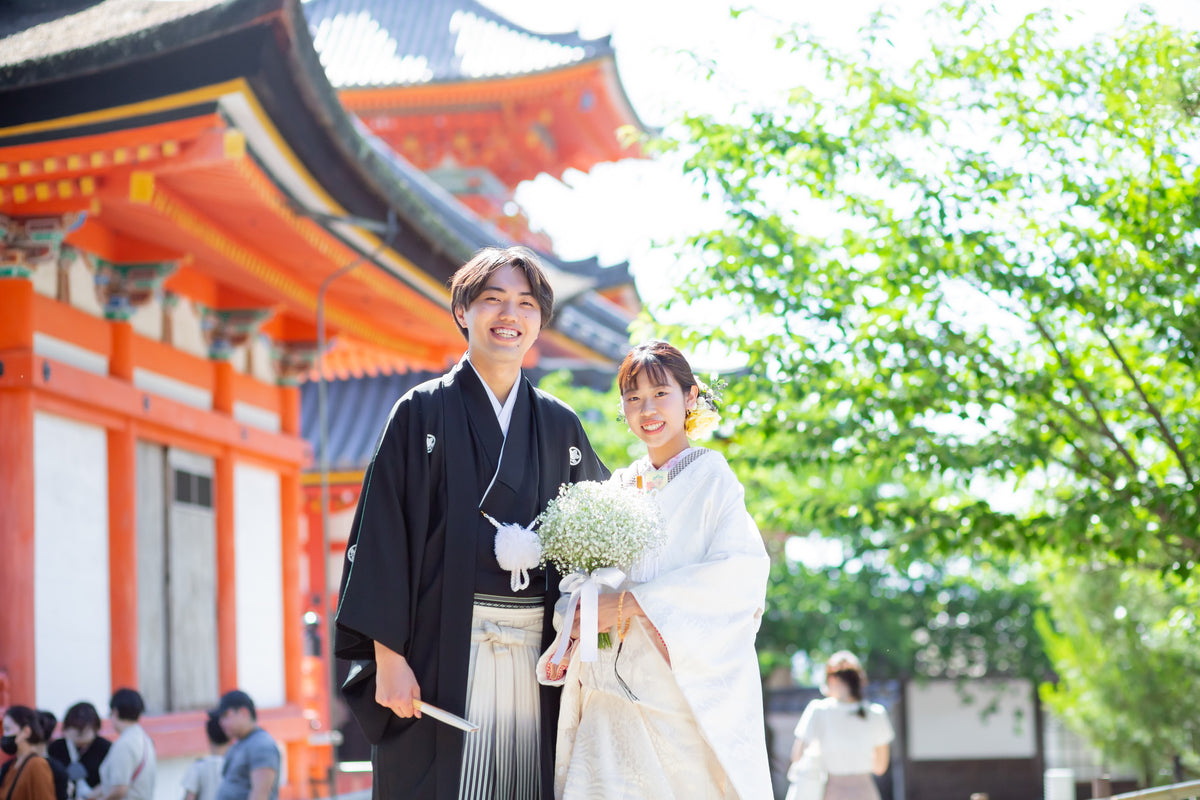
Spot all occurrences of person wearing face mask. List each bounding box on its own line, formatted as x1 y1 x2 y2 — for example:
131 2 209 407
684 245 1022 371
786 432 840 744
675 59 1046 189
1 705 56 800
537 339 773 800
47 704 110 800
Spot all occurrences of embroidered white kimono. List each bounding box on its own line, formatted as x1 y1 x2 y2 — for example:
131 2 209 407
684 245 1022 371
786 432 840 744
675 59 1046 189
539 449 772 799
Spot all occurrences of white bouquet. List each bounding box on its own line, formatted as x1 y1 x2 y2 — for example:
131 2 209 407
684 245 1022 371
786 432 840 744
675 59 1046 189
536 480 663 661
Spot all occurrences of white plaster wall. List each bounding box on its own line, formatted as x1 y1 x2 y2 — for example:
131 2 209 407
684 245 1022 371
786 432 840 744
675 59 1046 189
68 255 103 317
230 347 250 374
34 412 111 714
170 298 207 358
233 463 286 707
233 401 281 433
906 678 1037 760
130 297 163 341
249 335 277 384
34 332 109 375
133 368 213 410
31 258 57 296
325 505 357 598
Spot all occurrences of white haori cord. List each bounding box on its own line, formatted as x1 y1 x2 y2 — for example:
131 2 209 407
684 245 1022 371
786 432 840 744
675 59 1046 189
484 511 541 591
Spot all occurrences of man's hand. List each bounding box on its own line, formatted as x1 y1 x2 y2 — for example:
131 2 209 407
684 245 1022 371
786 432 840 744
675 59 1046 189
374 640 422 718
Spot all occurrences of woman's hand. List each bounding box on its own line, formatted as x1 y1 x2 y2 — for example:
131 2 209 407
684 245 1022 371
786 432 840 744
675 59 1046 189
374 641 422 718
571 591 644 638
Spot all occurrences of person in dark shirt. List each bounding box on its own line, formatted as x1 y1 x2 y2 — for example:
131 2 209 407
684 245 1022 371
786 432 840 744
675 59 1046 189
46 703 111 798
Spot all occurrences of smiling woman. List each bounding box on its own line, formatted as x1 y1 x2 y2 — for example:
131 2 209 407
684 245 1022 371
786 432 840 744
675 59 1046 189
538 339 773 800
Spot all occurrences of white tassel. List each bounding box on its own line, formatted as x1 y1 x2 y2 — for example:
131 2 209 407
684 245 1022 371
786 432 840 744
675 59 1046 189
493 523 542 591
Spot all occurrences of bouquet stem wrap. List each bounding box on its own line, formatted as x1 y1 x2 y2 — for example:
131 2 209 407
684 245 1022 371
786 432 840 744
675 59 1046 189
553 567 625 663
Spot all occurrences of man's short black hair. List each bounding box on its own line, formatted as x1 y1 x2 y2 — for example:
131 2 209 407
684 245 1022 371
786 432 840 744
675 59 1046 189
62 702 102 732
109 688 145 722
213 689 256 720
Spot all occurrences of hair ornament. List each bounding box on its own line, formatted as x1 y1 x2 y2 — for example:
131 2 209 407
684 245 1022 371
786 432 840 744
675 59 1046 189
685 376 726 439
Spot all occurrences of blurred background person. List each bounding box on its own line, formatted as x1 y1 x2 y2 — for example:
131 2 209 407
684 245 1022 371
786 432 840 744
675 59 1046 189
181 712 229 800
1 705 56 800
33 711 67 800
92 690 155 800
212 690 279 800
48 703 111 800
789 651 895 800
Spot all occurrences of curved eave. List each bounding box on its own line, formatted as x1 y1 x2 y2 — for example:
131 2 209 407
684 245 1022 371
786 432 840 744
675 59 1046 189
0 0 632 364
339 54 651 138
0 0 470 300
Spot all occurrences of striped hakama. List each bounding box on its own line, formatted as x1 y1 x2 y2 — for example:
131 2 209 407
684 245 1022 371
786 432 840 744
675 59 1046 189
458 597 543 800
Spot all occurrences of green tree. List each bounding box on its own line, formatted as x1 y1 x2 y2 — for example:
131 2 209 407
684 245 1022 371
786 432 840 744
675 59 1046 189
1037 564 1200 784
663 2 1200 572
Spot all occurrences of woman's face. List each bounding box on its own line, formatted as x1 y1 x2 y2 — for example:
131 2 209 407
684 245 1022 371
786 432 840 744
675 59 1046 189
621 369 698 464
2 716 29 751
65 726 95 749
825 672 850 699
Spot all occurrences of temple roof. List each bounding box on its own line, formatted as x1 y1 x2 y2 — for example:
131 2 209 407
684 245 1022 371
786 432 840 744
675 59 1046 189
0 0 633 370
304 0 616 89
0 0 224 66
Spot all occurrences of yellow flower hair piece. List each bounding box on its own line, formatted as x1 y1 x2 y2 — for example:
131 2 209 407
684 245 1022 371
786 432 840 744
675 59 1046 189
685 377 725 439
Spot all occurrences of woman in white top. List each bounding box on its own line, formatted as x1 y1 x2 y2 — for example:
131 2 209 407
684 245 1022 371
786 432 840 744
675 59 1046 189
791 651 895 800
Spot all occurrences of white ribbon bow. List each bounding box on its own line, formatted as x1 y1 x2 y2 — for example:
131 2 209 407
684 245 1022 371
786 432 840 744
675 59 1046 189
552 567 626 664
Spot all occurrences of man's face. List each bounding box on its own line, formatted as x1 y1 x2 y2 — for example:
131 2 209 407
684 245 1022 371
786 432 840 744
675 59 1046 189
64 726 95 749
454 265 542 368
219 707 250 739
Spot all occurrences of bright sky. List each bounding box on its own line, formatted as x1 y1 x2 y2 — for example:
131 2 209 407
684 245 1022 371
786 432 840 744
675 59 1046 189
484 0 1200 316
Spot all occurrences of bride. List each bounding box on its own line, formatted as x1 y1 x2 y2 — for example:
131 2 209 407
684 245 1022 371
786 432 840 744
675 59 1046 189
538 339 772 799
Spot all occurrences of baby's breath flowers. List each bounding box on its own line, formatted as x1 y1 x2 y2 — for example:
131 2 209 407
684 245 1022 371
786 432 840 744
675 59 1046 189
536 480 663 650
537 481 663 574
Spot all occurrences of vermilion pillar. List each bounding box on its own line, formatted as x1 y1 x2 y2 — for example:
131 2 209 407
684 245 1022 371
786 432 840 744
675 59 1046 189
281 468 302 702
280 385 304 704
0 277 37 703
214 362 238 690
108 321 139 690
107 424 138 689
280 466 308 795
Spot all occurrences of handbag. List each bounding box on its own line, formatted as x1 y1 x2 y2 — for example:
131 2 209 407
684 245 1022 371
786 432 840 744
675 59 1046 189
785 745 828 800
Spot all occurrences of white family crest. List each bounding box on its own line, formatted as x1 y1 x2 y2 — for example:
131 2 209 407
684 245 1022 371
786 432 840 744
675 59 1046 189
346 544 357 563
426 434 436 453
569 446 582 466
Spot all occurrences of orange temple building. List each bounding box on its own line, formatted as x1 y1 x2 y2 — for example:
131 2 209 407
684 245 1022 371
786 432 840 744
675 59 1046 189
0 0 645 796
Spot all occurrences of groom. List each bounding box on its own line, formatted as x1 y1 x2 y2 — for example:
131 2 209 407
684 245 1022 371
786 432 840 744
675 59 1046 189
335 246 609 800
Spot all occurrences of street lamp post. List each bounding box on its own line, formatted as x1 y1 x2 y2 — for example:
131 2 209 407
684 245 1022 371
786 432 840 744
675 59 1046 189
313 209 397 800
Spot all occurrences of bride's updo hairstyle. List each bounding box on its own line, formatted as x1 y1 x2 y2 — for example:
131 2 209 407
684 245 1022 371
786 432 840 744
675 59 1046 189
617 340 698 398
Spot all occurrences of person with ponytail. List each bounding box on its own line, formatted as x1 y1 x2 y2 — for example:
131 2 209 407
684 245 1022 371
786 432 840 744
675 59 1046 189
789 651 895 800
1 705 56 800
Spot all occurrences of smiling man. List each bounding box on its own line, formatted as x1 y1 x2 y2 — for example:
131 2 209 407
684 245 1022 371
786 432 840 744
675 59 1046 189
335 246 609 800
